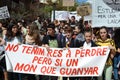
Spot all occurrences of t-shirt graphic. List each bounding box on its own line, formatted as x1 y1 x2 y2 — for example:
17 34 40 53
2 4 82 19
49 39 58 48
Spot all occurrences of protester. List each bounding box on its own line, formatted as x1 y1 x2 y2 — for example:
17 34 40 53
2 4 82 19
0 13 119 80
73 25 85 43
62 26 80 80
59 21 66 29
17 21 27 36
81 29 97 48
0 36 6 80
69 16 77 27
113 28 120 80
79 29 98 80
96 26 116 80
22 22 42 80
54 20 60 34
0 21 8 80
42 23 61 80
34 16 42 30
4 23 23 80
24 22 42 46
92 28 100 42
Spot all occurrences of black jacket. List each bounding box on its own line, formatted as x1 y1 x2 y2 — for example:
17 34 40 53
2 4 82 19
80 40 98 47
62 37 80 48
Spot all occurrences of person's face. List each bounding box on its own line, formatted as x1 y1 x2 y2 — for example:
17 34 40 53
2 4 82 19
60 28 64 33
84 32 92 43
99 28 107 40
60 22 65 27
12 25 18 34
74 27 80 34
17 22 22 28
47 28 54 36
66 32 72 39
71 17 75 22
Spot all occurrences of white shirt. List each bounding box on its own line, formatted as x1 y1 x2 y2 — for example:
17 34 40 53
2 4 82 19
11 37 20 44
83 42 92 48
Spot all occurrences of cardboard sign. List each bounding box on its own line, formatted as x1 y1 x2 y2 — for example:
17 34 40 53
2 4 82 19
0 6 10 19
63 0 75 7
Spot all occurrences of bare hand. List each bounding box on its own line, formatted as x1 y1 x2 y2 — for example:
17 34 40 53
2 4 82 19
109 45 115 50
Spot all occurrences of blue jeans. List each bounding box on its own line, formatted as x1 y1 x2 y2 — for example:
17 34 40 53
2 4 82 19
113 52 120 80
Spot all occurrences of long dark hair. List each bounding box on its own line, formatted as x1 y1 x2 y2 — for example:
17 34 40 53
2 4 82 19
6 23 22 41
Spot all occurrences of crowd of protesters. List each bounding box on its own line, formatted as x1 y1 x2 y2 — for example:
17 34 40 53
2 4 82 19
0 15 120 80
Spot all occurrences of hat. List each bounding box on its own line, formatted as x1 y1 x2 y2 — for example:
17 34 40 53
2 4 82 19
47 23 55 30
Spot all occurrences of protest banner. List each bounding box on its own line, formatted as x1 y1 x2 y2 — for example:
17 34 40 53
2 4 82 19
5 42 110 77
51 11 69 21
0 6 10 19
51 11 82 21
92 0 120 27
69 11 81 21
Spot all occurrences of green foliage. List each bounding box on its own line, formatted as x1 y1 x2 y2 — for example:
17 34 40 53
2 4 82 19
44 5 53 13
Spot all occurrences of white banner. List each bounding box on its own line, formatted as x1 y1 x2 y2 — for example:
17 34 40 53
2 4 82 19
51 11 81 21
69 11 81 21
51 11 69 21
0 6 10 19
92 0 120 27
5 43 110 77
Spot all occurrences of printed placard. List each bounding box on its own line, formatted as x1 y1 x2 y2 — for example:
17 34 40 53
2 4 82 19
0 6 10 19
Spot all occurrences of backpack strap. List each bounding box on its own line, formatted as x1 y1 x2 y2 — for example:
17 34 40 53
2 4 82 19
74 38 77 47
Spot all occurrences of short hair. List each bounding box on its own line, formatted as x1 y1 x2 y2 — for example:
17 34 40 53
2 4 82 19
47 23 55 30
65 27 73 33
84 29 92 35
71 16 75 19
